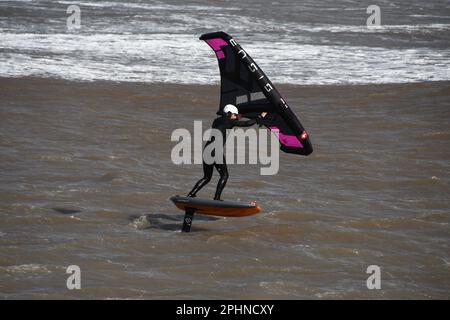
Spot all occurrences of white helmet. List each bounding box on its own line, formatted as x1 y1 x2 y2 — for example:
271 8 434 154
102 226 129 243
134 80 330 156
223 104 239 115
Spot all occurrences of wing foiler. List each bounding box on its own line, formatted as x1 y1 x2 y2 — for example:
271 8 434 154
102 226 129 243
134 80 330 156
200 31 313 156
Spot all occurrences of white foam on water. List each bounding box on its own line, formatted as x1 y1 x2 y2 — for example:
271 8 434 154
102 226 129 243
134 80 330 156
56 0 239 11
1 32 449 84
294 23 450 33
130 215 152 229
2 264 52 274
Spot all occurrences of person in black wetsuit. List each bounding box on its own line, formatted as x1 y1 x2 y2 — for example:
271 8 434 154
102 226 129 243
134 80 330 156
187 104 266 200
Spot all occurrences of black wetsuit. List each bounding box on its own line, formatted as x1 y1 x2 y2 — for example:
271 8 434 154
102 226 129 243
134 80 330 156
188 115 257 200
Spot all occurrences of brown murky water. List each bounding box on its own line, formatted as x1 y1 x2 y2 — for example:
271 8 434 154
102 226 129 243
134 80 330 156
0 78 449 299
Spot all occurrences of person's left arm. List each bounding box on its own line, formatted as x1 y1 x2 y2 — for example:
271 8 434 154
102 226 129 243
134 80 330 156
234 119 257 127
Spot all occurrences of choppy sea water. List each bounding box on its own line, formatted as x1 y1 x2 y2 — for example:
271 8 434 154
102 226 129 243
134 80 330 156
0 0 450 300
0 79 449 299
0 0 450 84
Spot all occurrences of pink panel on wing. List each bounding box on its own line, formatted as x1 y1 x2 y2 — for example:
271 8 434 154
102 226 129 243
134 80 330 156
206 38 228 51
216 51 225 59
269 126 303 148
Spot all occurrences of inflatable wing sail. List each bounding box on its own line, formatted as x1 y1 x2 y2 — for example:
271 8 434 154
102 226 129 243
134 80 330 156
200 31 313 156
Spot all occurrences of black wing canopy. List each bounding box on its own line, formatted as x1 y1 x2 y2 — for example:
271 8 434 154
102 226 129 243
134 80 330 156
200 31 313 156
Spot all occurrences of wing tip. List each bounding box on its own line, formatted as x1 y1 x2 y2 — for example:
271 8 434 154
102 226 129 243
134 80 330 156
199 31 231 41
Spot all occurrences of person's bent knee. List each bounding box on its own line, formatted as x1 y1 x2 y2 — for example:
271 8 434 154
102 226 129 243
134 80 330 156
203 176 212 183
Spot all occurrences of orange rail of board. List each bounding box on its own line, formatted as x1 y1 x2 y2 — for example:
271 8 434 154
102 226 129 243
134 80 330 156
174 202 261 217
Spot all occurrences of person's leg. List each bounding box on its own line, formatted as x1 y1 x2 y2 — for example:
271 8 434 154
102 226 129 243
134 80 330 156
187 161 213 197
213 158 228 200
